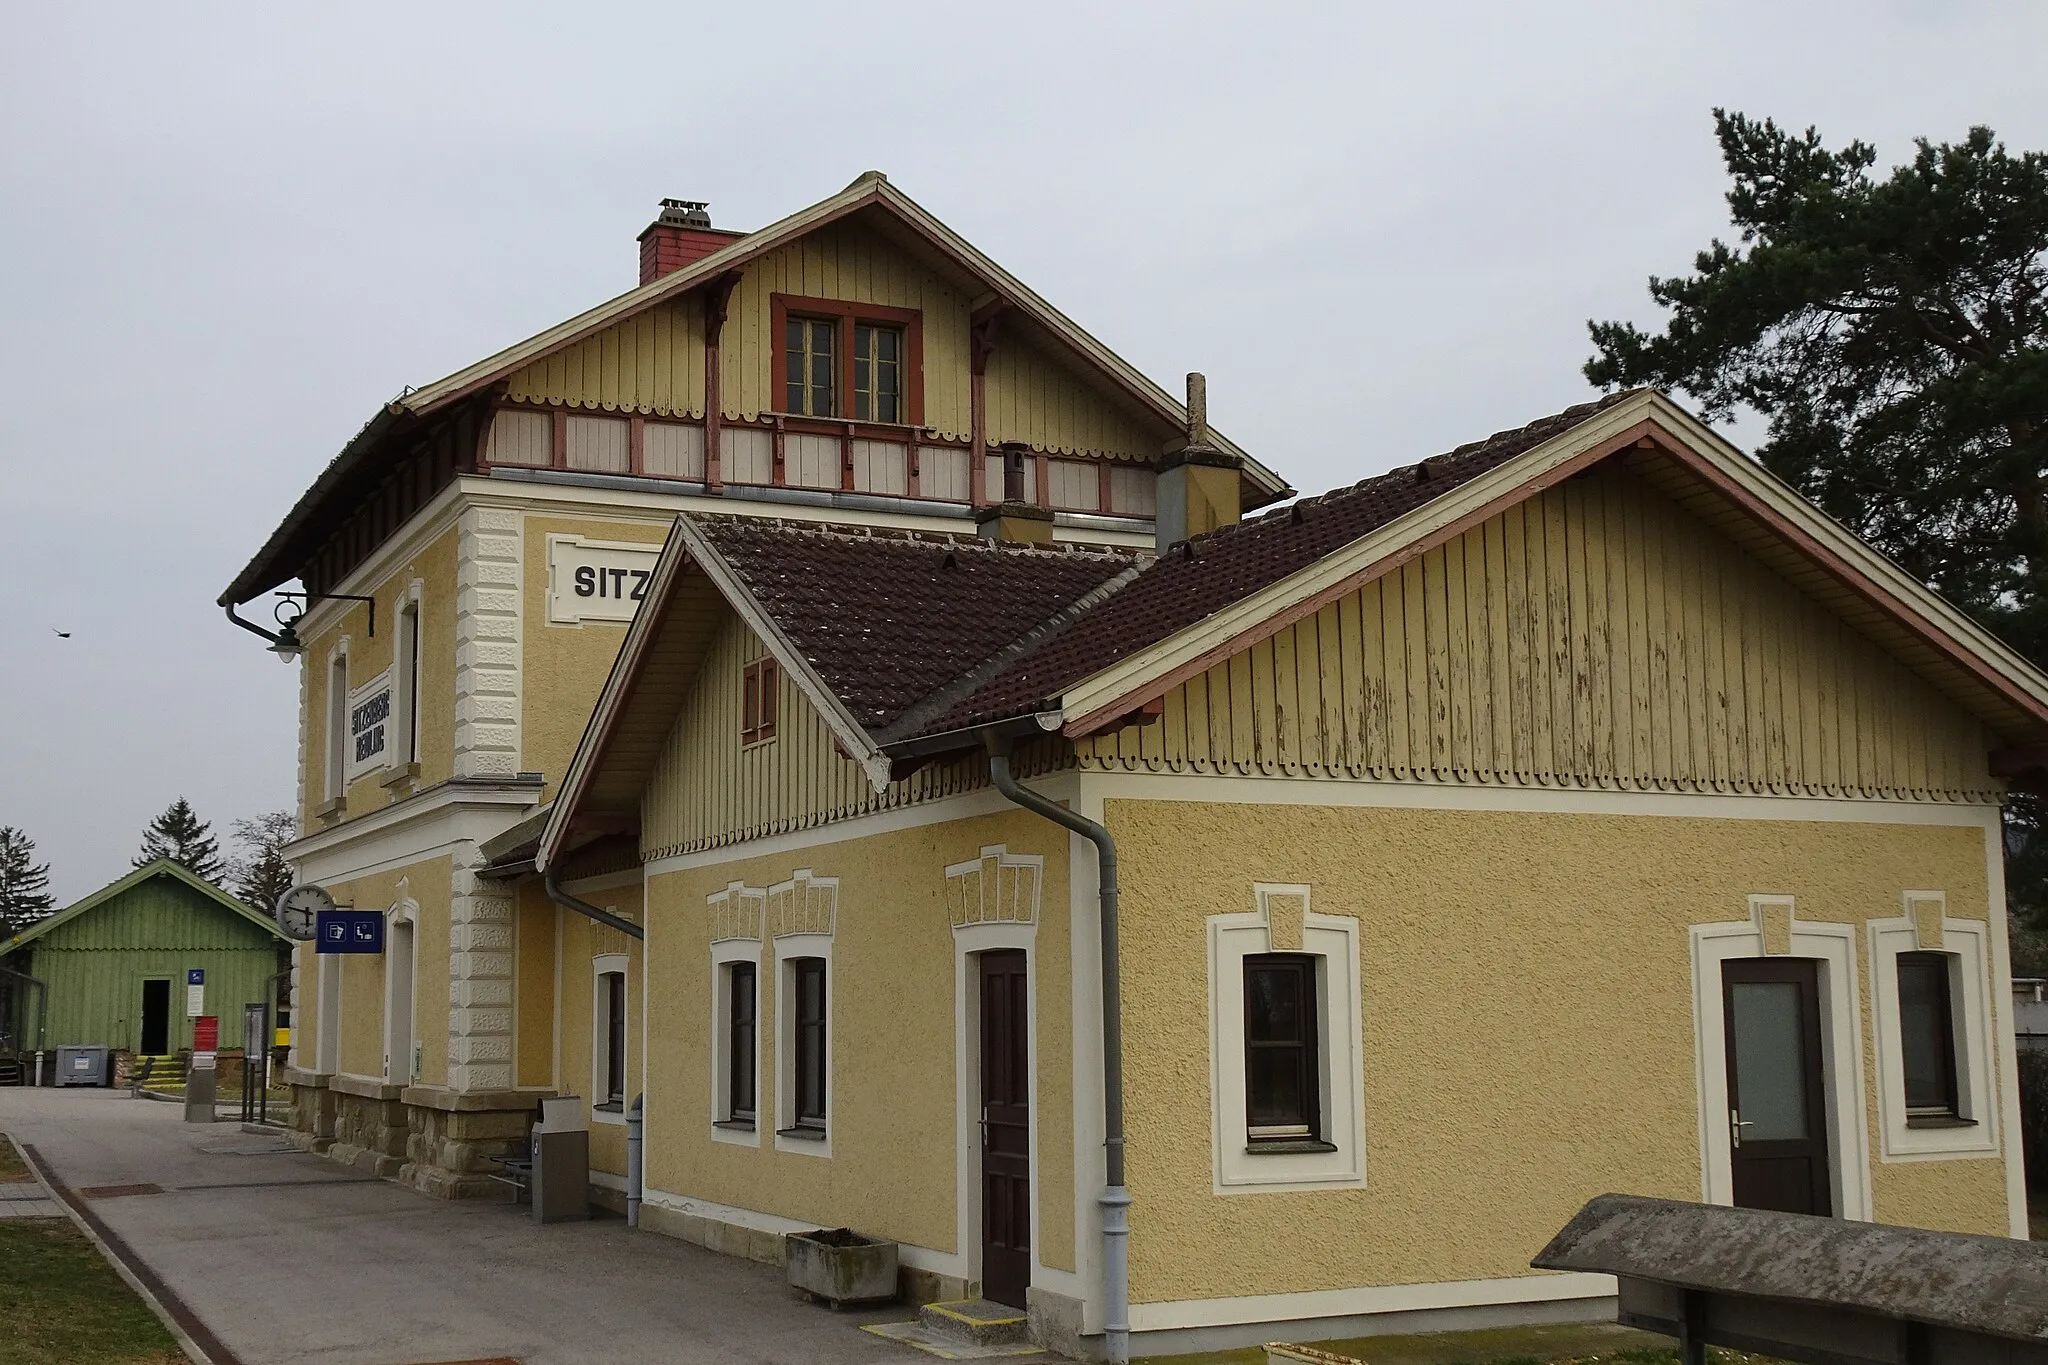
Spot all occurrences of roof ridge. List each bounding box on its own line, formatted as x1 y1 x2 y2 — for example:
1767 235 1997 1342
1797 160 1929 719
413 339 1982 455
876 556 1148 745
697 513 1135 559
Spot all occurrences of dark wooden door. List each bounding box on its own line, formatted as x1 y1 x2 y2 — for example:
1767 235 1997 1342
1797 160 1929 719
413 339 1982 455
139 979 171 1055
979 950 1030 1308
1722 957 1832 1215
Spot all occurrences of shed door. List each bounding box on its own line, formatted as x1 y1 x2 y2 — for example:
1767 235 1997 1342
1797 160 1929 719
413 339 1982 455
139 979 171 1055
978 950 1030 1308
1722 958 1832 1215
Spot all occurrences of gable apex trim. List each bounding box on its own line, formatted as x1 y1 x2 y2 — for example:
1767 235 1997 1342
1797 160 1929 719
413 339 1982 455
1059 390 2048 743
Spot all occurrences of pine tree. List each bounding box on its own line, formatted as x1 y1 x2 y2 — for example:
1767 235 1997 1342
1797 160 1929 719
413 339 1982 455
228 810 298 915
0 826 56 937
135 798 225 883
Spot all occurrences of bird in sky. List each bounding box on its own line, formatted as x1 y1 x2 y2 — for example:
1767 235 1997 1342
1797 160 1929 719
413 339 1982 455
51 629 70 638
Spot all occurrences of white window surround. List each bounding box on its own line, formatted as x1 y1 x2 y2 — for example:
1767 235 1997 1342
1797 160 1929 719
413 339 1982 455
773 932 833 1157
710 938 764 1148
1208 883 1366 1193
382 890 419 1084
591 953 629 1125
323 641 349 802
1868 895 1999 1161
392 580 424 770
1689 897 1873 1220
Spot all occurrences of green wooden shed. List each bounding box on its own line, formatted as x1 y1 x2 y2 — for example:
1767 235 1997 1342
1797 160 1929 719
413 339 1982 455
0 859 289 1059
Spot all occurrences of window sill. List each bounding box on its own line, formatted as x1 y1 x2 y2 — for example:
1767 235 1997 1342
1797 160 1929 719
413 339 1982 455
379 761 422 790
1246 1139 1339 1156
713 1118 756 1133
312 796 347 820
1905 1114 1977 1129
775 1124 828 1142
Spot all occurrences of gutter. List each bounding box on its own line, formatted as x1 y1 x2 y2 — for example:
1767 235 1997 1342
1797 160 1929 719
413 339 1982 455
542 863 645 942
983 737 1130 1364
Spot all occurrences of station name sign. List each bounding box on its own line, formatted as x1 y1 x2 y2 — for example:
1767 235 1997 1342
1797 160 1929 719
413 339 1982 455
343 668 393 784
548 535 662 627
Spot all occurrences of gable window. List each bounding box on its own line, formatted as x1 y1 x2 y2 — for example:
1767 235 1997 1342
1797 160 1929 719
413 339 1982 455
852 323 901 423
771 294 922 427
726 961 757 1124
786 317 837 417
1244 954 1320 1142
1898 952 1960 1122
742 657 780 745
788 956 827 1132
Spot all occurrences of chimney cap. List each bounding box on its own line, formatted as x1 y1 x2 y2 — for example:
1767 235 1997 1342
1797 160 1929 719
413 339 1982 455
654 197 712 228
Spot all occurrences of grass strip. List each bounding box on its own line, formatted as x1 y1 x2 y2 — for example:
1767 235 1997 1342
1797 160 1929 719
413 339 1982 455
0 1218 185 1364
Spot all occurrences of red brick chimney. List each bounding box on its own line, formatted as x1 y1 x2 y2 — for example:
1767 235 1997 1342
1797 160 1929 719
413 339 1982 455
637 199 745 285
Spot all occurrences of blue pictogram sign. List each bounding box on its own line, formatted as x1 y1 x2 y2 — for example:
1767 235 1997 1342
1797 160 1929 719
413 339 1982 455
314 909 385 955
187 968 205 985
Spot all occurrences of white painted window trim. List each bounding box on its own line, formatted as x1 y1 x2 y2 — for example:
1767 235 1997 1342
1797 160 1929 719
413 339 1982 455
711 937 764 1147
1689 897 1872 1220
591 952 629 1126
1868 895 1998 1161
1208 883 1367 1193
393 580 424 768
952 918 1038 1291
323 639 349 802
382 889 419 1084
773 932 833 1157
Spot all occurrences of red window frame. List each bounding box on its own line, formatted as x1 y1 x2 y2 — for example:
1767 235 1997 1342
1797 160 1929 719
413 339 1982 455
770 294 924 427
741 657 780 745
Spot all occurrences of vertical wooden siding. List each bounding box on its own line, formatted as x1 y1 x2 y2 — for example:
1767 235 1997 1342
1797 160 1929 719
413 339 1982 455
984 336 1163 463
506 300 708 418
1077 464 1998 802
640 611 1055 859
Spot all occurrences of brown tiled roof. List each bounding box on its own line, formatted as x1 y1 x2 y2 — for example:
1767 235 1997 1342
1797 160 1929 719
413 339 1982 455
909 392 1641 736
691 518 1135 732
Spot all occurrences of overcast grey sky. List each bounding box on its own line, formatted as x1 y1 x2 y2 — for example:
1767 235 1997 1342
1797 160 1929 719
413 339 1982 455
4 1 2045 903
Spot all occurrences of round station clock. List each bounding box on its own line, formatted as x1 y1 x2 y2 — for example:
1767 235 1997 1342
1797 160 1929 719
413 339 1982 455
275 884 334 941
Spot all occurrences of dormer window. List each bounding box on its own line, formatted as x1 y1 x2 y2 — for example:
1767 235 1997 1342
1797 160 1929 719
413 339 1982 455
852 323 901 423
786 318 837 417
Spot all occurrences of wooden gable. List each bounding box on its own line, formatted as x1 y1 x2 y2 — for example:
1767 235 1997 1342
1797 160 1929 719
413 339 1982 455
1075 459 2000 802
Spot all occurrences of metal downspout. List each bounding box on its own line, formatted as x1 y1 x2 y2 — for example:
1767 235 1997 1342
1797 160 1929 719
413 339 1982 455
542 864 645 942
985 740 1130 1365
626 1093 644 1226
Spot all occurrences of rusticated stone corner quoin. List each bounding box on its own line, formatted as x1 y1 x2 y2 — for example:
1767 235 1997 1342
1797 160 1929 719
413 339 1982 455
1534 1194 2048 1365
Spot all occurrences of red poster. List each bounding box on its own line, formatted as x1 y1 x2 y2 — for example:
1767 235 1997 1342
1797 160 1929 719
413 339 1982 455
193 1015 219 1051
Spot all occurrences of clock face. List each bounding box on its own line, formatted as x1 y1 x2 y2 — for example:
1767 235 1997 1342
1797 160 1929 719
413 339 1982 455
276 884 334 940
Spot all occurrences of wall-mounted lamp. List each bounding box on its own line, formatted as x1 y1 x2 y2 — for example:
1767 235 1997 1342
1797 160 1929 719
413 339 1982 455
224 591 376 663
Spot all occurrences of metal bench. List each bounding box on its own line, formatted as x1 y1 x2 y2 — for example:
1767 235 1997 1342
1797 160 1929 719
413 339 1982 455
486 1155 534 1204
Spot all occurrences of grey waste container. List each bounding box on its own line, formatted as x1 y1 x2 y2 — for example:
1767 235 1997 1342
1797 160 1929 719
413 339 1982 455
55 1045 109 1087
530 1095 589 1224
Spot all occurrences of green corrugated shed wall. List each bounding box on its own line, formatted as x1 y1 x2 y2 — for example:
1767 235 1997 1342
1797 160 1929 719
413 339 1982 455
26 868 286 1053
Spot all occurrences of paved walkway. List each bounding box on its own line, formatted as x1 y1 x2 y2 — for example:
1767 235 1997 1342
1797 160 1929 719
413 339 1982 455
0 1177 64 1218
0 1087 928 1365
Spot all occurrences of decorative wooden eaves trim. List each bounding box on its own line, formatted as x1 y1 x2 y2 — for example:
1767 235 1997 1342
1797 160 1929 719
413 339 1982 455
1059 389 2048 741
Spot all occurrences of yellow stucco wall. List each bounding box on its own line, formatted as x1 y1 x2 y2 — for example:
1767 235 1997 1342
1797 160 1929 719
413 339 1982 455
551 880 644 1178
521 513 674 798
1107 796 2009 1304
314 856 453 1087
300 522 460 826
514 878 556 1090
642 807 1073 1266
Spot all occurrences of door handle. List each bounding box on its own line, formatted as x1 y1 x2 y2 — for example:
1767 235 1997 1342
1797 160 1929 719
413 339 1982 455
1730 1109 1755 1148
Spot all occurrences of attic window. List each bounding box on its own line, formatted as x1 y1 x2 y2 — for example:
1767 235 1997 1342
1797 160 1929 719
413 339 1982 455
742 658 780 745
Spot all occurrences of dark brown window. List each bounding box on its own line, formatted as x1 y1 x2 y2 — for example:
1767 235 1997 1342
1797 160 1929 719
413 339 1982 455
601 970 626 1107
1244 954 1319 1141
741 658 779 745
1899 952 1961 1120
791 957 827 1128
785 317 837 417
727 961 756 1123
852 323 902 423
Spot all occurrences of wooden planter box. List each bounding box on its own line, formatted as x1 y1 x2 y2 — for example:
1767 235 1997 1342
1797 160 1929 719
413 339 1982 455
785 1228 898 1307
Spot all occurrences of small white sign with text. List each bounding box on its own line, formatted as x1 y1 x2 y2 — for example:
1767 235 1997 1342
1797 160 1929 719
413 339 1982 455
343 668 393 784
548 536 662 626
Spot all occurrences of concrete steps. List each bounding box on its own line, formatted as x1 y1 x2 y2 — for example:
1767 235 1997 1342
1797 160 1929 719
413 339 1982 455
860 1299 1043 1360
133 1055 186 1092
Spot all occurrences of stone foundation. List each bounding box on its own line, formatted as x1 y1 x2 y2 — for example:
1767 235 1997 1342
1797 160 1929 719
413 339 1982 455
282 1068 543 1197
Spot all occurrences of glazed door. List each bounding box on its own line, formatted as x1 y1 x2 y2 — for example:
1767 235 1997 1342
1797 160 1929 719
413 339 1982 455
139 979 171 1055
1722 957 1832 1215
978 950 1030 1308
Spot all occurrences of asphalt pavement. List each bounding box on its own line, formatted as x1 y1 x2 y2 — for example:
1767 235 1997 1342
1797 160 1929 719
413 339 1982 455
0 1086 920 1365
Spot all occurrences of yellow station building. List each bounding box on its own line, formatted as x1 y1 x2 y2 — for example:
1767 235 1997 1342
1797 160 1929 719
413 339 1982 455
222 177 2045 1359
